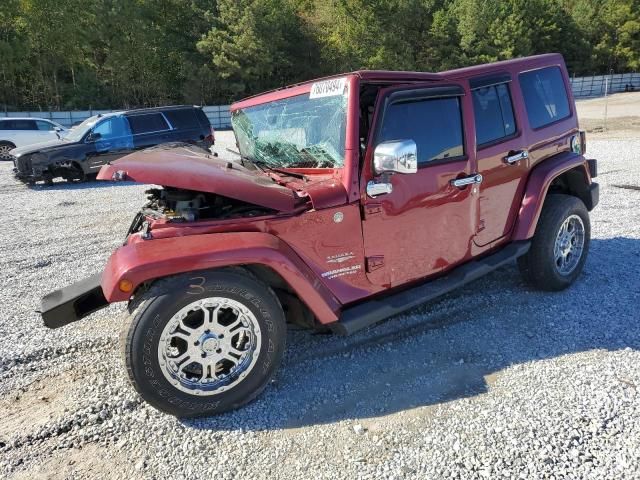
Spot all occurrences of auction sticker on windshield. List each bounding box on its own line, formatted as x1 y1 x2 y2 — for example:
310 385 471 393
309 77 347 99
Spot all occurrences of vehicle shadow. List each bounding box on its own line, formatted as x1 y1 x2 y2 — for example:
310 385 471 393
182 236 640 431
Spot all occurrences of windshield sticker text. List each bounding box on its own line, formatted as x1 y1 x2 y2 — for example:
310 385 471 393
309 78 347 99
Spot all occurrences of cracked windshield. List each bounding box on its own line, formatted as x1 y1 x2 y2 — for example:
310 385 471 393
232 88 347 169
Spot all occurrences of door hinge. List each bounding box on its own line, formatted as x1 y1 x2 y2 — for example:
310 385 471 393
366 256 385 272
363 203 382 220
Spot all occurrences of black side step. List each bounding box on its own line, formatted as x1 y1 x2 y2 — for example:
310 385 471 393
332 240 531 336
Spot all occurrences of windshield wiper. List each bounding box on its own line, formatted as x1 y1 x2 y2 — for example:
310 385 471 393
226 149 306 180
226 148 252 167
252 160 307 180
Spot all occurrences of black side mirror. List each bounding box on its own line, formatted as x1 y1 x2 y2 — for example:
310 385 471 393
86 132 102 142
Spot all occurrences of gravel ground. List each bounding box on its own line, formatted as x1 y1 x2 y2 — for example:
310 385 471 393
1 128 639 479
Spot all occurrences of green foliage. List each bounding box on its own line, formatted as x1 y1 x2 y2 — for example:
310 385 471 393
1 0 638 110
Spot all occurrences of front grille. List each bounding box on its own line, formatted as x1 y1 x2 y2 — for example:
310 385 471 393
15 155 32 174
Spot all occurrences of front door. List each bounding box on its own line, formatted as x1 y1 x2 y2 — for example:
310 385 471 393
86 115 134 172
361 83 480 287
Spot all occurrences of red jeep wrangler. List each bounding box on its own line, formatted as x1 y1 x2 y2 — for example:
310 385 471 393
42 53 598 417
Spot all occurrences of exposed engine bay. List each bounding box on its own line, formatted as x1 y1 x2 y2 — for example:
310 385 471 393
127 187 275 236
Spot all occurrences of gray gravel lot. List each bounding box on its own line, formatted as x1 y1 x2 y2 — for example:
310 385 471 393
0 130 639 479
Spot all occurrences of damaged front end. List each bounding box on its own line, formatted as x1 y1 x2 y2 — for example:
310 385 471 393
128 187 276 235
39 144 307 328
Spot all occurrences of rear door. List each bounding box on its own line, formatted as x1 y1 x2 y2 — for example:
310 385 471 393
361 82 481 287
128 112 173 148
470 74 529 247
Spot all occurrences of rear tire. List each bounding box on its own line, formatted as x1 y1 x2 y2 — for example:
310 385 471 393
0 141 16 161
121 269 286 417
518 194 590 291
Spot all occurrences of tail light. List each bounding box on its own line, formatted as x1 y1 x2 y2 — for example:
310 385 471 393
206 126 215 144
570 130 586 155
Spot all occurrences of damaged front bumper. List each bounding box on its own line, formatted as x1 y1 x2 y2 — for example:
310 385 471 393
13 154 53 183
41 273 109 328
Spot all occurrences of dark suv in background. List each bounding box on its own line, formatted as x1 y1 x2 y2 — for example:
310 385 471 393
11 105 214 184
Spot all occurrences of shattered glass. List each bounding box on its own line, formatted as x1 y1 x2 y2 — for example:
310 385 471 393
232 92 347 169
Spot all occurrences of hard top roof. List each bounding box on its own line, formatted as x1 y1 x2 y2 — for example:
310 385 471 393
232 53 564 108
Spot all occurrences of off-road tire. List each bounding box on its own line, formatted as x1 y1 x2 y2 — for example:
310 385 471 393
518 194 590 291
0 141 16 161
120 269 286 417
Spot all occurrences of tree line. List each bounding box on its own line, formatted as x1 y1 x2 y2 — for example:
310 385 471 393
1 0 639 110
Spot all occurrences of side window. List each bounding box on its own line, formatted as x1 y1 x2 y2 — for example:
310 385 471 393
36 120 55 131
0 121 7 130
472 83 516 146
377 97 464 164
195 109 210 128
164 109 198 129
7 120 37 130
92 116 132 141
127 113 170 134
519 66 570 129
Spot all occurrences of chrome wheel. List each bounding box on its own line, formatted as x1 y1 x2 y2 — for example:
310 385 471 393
0 144 13 160
554 214 585 275
157 297 261 396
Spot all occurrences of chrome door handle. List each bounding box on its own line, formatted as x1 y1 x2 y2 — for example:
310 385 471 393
450 174 483 188
504 150 528 165
366 180 393 197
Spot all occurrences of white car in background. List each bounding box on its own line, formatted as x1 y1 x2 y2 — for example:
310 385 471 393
0 118 68 160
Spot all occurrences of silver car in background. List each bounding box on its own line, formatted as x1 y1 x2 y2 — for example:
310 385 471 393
0 117 68 160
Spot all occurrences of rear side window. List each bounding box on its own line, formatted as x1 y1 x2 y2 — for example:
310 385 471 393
472 83 516 146
519 67 570 129
127 113 170 134
164 109 198 129
195 108 211 127
378 97 464 164
0 119 38 130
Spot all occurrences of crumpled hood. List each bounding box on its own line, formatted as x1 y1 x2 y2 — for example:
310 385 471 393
98 144 302 213
10 138 71 157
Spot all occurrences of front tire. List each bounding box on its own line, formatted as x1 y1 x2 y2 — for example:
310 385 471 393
121 269 286 417
518 194 590 291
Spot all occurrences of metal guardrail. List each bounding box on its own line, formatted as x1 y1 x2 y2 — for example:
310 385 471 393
570 73 640 98
0 106 233 129
2 72 639 126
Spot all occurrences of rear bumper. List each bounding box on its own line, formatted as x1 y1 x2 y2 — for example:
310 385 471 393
41 273 109 328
